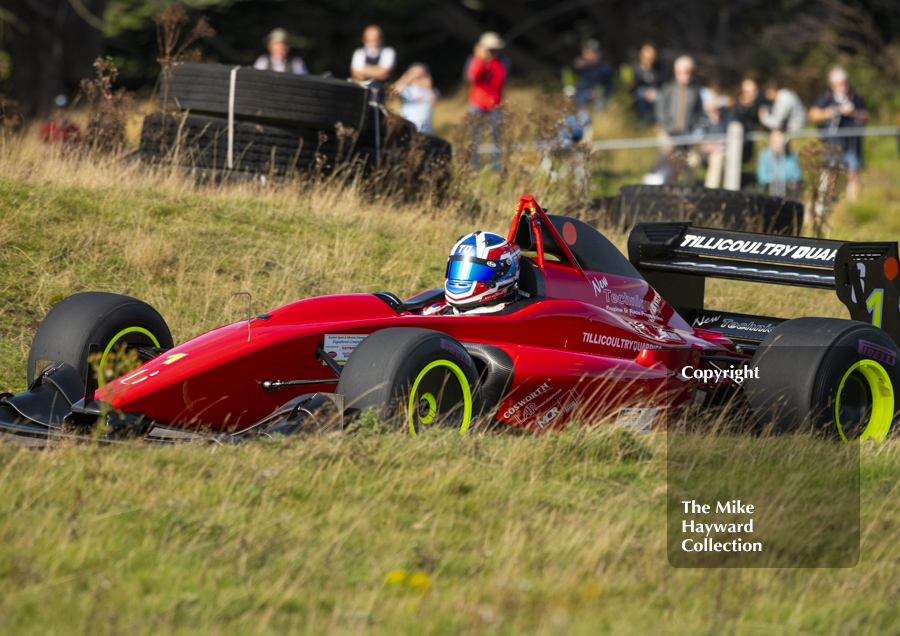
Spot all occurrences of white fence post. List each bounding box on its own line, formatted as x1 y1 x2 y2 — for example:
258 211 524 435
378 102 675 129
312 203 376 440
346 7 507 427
723 121 744 191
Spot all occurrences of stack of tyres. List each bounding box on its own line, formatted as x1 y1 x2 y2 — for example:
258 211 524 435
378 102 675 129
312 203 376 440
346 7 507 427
139 63 452 177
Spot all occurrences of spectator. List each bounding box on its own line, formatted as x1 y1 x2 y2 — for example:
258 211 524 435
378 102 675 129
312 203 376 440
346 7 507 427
732 78 765 163
466 31 507 172
656 56 706 138
350 25 396 105
757 128 801 198
631 43 664 123
573 40 614 113
759 78 806 132
254 29 307 75
808 66 869 200
393 63 437 134
699 81 733 188
39 94 80 145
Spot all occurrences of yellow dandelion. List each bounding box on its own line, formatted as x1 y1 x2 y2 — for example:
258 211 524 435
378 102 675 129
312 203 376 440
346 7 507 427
408 571 430 590
385 569 409 585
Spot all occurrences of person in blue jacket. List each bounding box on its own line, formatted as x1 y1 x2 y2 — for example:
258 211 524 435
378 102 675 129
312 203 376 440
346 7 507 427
757 128 801 198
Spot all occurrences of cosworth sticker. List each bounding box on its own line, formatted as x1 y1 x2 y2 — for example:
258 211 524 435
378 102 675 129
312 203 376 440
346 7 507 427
680 234 838 263
503 380 551 420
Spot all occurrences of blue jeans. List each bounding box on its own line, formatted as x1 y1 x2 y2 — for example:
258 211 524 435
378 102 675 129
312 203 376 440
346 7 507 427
469 106 501 173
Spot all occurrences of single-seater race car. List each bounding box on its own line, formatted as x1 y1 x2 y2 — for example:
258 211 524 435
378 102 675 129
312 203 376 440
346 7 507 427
1 194 898 444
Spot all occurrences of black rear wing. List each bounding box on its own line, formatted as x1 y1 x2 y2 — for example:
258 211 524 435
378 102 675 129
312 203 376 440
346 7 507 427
627 222 900 346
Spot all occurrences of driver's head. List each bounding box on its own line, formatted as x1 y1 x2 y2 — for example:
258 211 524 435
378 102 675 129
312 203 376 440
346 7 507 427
445 231 520 310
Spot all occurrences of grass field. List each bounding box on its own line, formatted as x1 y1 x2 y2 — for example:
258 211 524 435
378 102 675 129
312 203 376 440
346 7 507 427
2 100 900 633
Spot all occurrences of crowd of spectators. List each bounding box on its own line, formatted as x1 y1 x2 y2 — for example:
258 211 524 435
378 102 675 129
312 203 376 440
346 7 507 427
565 41 870 198
37 23 876 193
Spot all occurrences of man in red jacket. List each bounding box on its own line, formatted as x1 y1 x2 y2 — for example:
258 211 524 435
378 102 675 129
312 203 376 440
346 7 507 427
465 31 507 172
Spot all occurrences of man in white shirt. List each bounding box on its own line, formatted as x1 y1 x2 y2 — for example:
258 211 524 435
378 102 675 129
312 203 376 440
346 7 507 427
254 28 307 75
350 25 396 104
759 79 806 132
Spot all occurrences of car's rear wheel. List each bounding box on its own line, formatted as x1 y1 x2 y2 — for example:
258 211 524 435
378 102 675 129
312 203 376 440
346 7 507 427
744 317 899 440
336 328 482 435
27 292 174 390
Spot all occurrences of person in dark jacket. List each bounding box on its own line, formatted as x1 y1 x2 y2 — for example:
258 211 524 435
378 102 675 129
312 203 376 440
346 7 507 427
573 40 614 112
655 55 706 138
632 44 663 123
808 66 869 200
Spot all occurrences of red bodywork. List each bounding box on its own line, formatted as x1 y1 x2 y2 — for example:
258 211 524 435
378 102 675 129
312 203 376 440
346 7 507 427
95 195 744 433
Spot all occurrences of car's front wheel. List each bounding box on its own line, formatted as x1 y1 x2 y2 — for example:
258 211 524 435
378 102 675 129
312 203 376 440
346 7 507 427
336 328 483 435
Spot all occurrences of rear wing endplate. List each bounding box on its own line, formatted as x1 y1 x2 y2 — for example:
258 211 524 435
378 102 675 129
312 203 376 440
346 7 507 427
627 222 900 346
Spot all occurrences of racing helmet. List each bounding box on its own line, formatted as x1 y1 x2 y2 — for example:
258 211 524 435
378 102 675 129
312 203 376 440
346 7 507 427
445 231 520 309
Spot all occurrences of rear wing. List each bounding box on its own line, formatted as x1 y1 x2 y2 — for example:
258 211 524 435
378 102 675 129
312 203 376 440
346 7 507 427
627 222 900 346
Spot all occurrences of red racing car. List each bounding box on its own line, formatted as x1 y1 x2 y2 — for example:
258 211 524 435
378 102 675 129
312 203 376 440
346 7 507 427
1 194 898 443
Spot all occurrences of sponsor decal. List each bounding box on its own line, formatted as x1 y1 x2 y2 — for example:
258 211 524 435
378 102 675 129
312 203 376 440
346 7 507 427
601 288 660 317
324 334 367 365
615 408 658 433
582 332 662 352
455 244 476 255
679 234 838 262
858 339 897 367
719 318 774 334
536 406 560 428
591 276 609 296
692 315 775 335
119 368 160 385
692 315 722 328
627 320 684 344
502 379 551 420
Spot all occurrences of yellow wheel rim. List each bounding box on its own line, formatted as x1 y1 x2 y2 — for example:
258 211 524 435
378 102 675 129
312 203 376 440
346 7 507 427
98 327 161 387
835 359 894 442
418 392 437 424
407 360 473 436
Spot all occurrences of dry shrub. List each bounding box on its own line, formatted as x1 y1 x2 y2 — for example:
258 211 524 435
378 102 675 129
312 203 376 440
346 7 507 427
798 140 847 237
79 57 132 154
0 95 21 135
154 4 215 81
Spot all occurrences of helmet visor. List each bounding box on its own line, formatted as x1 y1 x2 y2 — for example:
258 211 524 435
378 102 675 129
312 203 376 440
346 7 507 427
446 255 497 282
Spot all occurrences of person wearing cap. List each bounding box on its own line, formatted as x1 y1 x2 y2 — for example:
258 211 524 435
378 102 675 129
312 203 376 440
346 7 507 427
465 31 508 172
573 40 614 113
809 66 868 200
350 25 396 105
254 28 307 75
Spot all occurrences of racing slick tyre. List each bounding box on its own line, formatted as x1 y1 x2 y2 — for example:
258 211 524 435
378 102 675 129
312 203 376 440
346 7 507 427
336 328 483 435
161 63 369 131
744 317 900 441
27 292 174 389
617 185 803 235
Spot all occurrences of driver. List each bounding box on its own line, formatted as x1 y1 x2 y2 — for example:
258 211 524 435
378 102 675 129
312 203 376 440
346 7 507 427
422 231 522 315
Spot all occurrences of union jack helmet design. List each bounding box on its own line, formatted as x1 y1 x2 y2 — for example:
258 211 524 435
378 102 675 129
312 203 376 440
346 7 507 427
445 231 520 309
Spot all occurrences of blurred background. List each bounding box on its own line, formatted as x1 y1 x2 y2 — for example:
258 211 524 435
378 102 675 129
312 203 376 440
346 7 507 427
3 0 900 119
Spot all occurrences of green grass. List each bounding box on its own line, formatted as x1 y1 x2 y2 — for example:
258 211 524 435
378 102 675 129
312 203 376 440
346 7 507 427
2 106 900 633
1 430 900 634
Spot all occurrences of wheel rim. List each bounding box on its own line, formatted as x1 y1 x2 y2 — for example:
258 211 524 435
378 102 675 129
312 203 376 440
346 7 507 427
98 327 161 387
834 360 894 442
407 360 473 436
